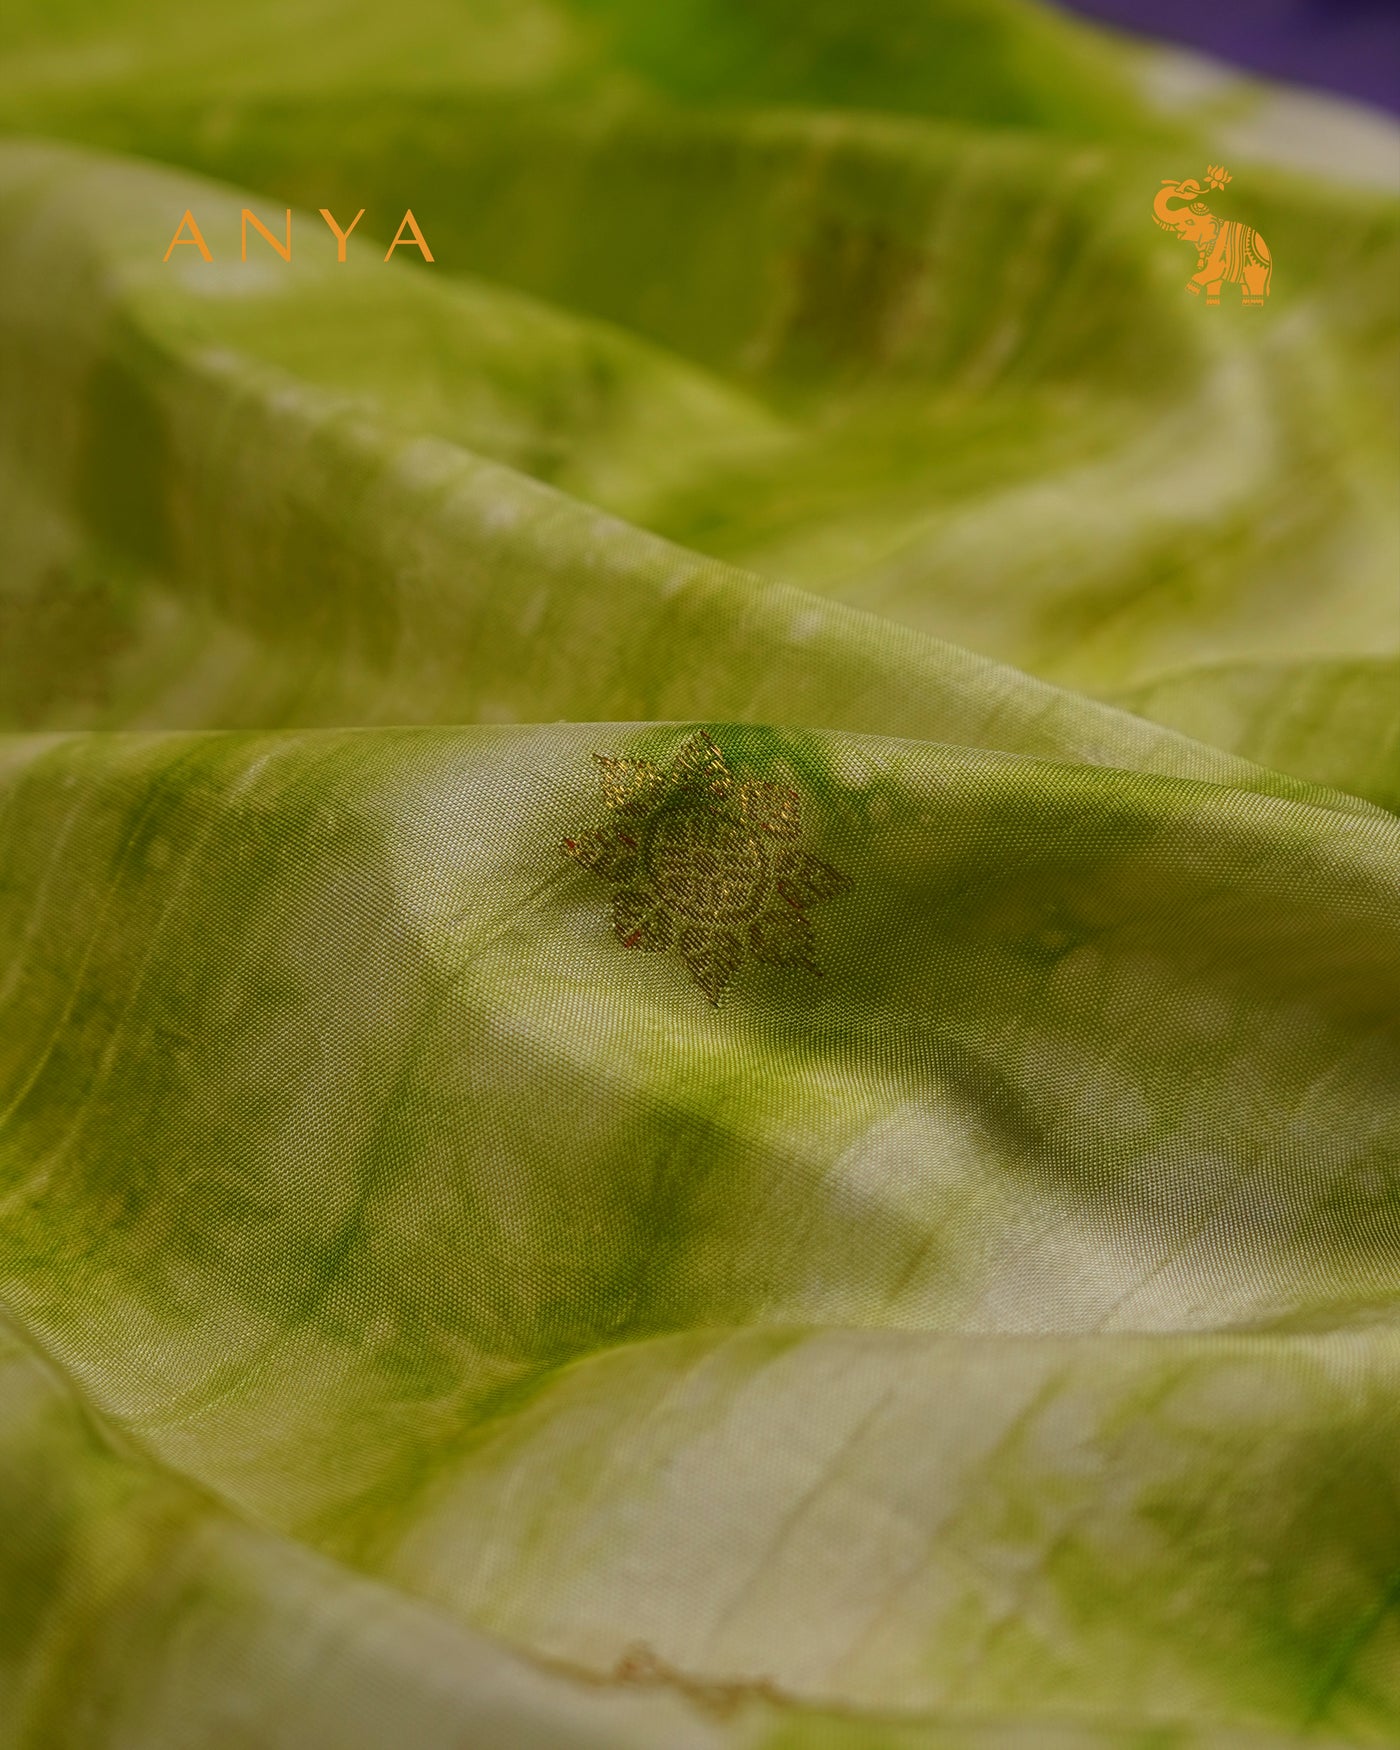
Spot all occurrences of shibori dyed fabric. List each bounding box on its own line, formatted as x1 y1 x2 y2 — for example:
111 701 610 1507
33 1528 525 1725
0 1 1398 1746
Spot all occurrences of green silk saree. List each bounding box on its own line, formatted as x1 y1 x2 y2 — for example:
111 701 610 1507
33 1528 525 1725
0 1 1397 1743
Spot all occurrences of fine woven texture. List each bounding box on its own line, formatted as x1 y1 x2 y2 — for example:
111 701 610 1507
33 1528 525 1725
0 2 1398 1745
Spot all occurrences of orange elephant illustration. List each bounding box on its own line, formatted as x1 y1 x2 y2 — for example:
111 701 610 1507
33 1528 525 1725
1153 166 1272 306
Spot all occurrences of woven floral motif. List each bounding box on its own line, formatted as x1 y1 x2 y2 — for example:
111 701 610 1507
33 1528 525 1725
562 732 850 1004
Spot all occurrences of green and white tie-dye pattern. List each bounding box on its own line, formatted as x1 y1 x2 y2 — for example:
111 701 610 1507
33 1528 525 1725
0 1 1397 1745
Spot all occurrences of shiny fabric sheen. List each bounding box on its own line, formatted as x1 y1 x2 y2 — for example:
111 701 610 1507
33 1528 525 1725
0 2 1397 1746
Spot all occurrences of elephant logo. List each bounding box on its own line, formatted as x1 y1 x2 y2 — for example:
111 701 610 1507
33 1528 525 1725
1153 166 1272 306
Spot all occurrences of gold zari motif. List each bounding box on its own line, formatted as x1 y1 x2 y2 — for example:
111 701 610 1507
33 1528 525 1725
562 732 850 1005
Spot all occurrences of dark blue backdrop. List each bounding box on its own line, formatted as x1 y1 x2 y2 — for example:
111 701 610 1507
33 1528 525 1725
1058 0 1400 114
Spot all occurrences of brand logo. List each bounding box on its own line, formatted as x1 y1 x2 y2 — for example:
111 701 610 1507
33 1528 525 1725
1152 166 1271 307
163 207 434 264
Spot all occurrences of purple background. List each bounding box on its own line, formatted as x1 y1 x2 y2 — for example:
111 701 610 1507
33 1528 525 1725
1058 0 1400 115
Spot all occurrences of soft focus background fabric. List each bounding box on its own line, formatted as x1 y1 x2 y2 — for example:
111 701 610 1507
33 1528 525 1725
0 2 1397 1746
1059 0 1400 115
